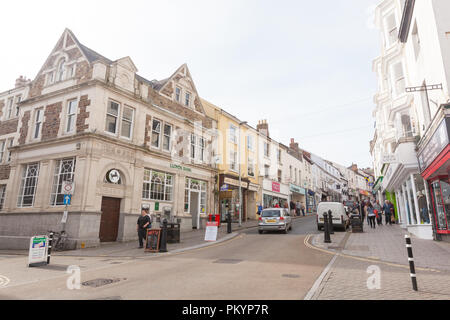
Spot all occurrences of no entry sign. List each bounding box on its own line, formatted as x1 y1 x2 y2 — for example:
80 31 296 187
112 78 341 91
62 180 74 195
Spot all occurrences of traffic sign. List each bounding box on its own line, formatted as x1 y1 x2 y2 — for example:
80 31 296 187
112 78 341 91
63 194 72 205
62 180 74 195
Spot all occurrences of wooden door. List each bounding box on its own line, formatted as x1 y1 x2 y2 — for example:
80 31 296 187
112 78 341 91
99 197 121 242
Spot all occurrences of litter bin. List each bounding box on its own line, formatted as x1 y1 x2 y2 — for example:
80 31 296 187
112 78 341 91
350 214 363 233
166 222 180 243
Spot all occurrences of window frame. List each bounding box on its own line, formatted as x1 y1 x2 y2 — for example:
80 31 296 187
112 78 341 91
6 97 14 120
33 108 44 140
120 105 134 139
50 158 76 206
17 163 40 208
0 184 6 210
229 125 237 144
151 119 162 149
163 123 172 152
142 169 174 202
57 58 66 82
105 100 120 135
65 99 78 134
185 92 191 107
0 140 5 163
175 87 181 103
15 95 21 117
230 150 237 172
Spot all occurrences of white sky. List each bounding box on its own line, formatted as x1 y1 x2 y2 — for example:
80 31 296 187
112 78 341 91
0 0 380 168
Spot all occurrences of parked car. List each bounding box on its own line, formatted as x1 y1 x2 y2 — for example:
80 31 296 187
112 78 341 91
258 208 292 234
316 202 349 231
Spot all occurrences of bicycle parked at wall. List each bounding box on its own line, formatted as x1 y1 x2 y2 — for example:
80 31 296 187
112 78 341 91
47 230 68 251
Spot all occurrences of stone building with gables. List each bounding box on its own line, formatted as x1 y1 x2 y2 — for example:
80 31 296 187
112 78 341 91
0 29 218 249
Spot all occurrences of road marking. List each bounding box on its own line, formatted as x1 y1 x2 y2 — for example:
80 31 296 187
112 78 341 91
0 275 10 288
303 234 440 273
304 236 337 300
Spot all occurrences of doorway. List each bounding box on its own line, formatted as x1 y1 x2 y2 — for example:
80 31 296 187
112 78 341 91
190 191 199 229
99 197 121 242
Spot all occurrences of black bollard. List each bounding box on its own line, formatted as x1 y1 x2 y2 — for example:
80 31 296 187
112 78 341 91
323 213 331 243
328 210 334 234
405 235 418 291
47 232 54 264
159 219 168 252
227 212 232 234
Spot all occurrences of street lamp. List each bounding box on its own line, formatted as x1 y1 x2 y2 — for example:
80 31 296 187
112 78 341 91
238 121 247 227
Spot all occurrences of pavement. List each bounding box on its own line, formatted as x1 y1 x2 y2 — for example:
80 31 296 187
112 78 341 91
307 220 450 300
0 215 308 258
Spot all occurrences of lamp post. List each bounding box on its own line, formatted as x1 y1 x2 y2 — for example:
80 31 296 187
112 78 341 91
238 121 247 227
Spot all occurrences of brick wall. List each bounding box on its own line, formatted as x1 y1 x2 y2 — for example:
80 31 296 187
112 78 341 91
18 111 30 145
148 87 212 129
76 95 90 133
0 165 10 180
0 119 19 136
41 102 62 141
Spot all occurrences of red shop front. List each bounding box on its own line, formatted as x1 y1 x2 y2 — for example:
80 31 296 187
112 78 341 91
418 115 450 239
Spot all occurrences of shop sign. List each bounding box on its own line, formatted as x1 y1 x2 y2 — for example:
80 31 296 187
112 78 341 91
170 163 192 172
382 154 397 164
224 177 247 188
204 221 219 242
220 184 229 191
290 184 305 194
106 169 121 184
28 236 48 267
272 182 280 193
418 118 450 172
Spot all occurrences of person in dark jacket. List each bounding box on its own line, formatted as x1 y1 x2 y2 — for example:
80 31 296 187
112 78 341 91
137 207 151 248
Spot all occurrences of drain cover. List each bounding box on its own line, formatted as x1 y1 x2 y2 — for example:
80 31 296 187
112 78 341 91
282 274 300 278
82 278 121 288
213 259 243 264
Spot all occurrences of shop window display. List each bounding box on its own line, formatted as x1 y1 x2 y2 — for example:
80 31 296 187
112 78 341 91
431 178 450 232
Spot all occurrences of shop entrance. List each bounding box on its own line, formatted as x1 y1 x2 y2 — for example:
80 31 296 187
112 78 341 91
99 197 121 242
190 191 200 229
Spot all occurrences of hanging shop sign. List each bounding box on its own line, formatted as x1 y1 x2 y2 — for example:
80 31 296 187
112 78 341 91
418 117 450 173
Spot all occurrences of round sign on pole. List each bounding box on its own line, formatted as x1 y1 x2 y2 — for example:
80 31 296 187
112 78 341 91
62 181 74 195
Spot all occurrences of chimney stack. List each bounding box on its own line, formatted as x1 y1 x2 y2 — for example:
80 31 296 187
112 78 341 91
256 119 269 137
15 75 30 88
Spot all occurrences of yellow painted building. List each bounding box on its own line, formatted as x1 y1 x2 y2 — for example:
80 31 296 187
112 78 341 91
202 99 261 221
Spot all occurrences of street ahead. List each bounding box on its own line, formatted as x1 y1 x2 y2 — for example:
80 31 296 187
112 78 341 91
0 216 333 300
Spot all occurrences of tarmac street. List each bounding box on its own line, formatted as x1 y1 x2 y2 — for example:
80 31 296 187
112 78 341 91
0 216 333 300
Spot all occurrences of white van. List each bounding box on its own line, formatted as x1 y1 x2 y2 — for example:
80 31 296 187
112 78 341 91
316 202 349 231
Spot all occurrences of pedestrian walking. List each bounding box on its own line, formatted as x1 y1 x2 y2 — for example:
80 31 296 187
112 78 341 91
367 203 376 229
382 200 391 225
388 201 395 224
301 203 306 216
137 207 151 248
374 200 382 226
290 200 296 216
295 200 301 216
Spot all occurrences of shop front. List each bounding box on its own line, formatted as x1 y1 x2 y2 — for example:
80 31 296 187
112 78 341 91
306 189 316 214
218 174 249 222
262 179 289 209
418 115 450 241
289 184 306 210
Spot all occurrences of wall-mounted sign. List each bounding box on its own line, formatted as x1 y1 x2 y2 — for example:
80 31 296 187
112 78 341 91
272 182 281 193
289 184 305 194
170 163 192 172
106 169 121 184
224 177 247 188
418 117 450 172
382 154 397 164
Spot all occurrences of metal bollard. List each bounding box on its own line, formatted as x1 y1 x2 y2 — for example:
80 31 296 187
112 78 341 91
47 232 54 264
227 213 232 234
159 219 168 252
405 235 418 291
323 213 331 243
328 210 334 234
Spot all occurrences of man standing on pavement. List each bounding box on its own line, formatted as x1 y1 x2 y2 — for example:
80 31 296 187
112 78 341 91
374 200 382 226
383 200 391 225
290 200 296 216
295 200 301 216
301 203 306 216
137 207 151 248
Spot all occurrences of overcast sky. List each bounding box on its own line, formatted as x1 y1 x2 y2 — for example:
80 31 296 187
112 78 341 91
0 0 380 168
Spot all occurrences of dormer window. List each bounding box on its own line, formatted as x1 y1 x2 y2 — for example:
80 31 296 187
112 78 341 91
185 92 190 107
175 87 181 103
57 58 66 82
